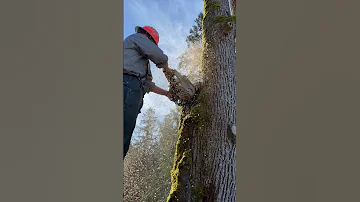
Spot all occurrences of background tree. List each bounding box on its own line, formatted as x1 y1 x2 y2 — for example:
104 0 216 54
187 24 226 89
185 12 203 46
124 107 180 202
153 107 181 201
123 107 160 201
167 0 236 201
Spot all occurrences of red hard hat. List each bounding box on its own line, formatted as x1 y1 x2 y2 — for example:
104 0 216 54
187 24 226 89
135 26 160 45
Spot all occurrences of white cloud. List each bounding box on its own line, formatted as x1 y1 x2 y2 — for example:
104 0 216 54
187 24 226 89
126 0 203 124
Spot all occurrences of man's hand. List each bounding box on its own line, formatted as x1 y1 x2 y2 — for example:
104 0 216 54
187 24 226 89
162 65 169 74
156 62 169 72
165 91 177 102
151 85 176 101
162 66 169 73
157 62 169 73
161 65 174 81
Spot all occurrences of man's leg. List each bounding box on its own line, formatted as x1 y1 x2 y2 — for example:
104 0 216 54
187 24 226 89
123 75 144 158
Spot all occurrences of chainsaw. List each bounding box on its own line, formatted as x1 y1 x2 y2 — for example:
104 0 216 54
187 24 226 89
164 68 197 106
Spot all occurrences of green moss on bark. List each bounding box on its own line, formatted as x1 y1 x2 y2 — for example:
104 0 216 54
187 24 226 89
167 149 191 201
191 187 206 202
167 117 193 202
204 1 220 17
167 85 209 201
187 90 210 128
202 0 220 39
212 15 236 25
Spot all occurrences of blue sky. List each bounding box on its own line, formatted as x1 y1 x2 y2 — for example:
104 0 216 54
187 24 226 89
124 0 203 124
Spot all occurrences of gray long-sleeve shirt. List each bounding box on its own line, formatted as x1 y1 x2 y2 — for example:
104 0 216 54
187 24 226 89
124 33 168 93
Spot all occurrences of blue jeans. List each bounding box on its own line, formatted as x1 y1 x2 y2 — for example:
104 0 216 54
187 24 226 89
123 74 144 158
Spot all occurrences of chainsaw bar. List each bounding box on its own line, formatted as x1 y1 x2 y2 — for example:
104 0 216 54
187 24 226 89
165 69 197 106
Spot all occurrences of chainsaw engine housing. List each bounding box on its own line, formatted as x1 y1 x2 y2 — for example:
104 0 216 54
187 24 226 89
165 69 196 106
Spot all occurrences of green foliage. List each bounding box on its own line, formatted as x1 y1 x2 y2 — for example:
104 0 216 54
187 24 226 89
191 187 206 202
212 15 236 25
186 12 204 46
136 107 158 144
204 1 220 14
123 107 159 201
158 107 181 179
203 1 220 19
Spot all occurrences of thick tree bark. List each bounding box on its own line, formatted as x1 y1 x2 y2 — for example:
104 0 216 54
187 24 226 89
167 0 236 201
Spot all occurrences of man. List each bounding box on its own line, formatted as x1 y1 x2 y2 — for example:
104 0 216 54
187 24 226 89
123 25 174 158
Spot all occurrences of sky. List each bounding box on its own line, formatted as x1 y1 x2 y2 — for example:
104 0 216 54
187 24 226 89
124 0 203 125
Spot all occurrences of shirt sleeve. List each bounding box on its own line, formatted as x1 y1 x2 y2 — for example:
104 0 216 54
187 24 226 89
132 34 168 68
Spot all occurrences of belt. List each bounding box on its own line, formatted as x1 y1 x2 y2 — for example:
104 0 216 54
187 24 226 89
123 69 143 78
124 72 138 78
123 70 145 89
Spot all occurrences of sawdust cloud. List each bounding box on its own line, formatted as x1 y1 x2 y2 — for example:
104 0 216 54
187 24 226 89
177 41 203 84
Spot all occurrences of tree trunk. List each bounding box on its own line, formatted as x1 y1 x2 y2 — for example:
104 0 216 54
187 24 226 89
167 0 236 201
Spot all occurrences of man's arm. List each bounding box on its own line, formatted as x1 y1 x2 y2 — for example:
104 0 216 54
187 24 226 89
131 34 168 68
130 34 174 99
151 84 177 101
151 85 168 96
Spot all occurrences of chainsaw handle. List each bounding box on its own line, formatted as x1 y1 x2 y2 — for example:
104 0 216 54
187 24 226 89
164 68 176 82
161 64 170 73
